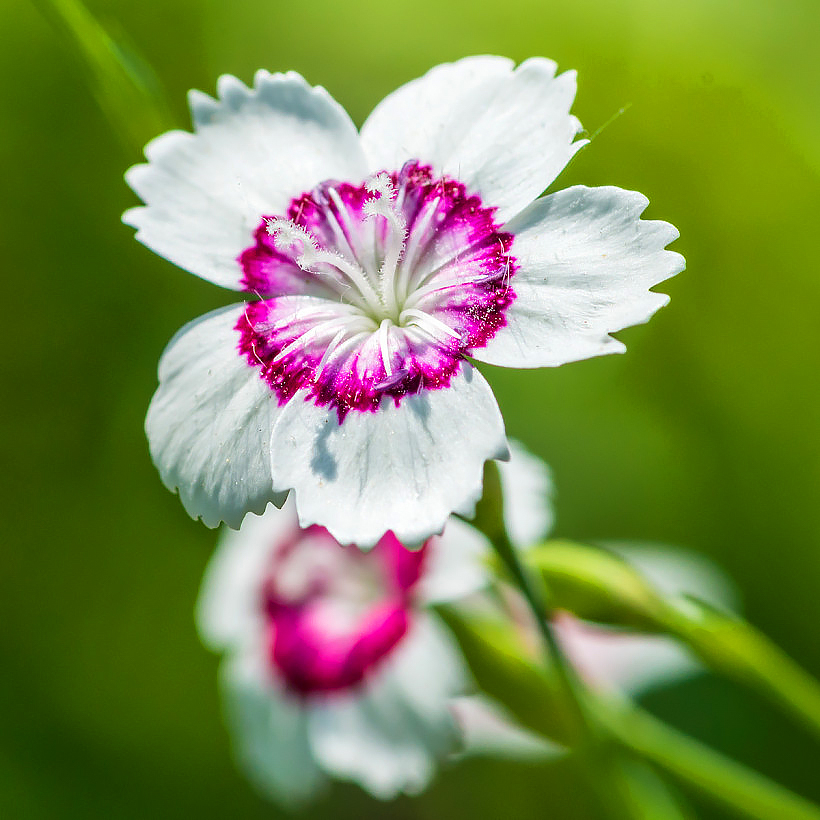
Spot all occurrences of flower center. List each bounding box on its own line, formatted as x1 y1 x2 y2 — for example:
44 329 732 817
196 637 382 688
260 526 428 695
237 161 517 420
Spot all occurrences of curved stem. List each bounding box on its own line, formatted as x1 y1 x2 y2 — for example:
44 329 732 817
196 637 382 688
604 705 820 820
494 533 637 819
470 464 820 820
474 463 639 819
661 601 820 742
491 528 598 748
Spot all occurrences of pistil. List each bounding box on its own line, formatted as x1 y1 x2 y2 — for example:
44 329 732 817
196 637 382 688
266 218 385 316
363 173 408 321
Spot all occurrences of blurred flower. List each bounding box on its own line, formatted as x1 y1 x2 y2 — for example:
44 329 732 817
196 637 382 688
126 56 683 547
196 441 550 803
454 544 737 759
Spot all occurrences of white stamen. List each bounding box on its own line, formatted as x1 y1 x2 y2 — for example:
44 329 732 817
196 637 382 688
396 194 440 303
378 319 394 377
402 270 507 310
271 317 354 364
251 304 353 337
405 225 507 296
321 188 362 265
314 326 349 381
401 308 462 341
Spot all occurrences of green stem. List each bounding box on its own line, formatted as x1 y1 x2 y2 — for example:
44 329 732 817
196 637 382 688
605 704 820 820
494 531 634 819
492 531 597 747
473 463 600 748
608 757 695 820
663 602 820 742
470 466 820 819
474 463 646 819
521 538 820 748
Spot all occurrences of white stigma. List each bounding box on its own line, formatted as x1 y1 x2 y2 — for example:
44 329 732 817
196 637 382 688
265 218 318 264
266 218 384 316
363 173 408 319
363 172 397 205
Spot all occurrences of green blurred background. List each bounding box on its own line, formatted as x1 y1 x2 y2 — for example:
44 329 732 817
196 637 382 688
3 0 819 816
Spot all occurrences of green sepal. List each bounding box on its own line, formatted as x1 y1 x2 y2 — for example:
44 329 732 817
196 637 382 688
433 603 575 746
517 539 668 630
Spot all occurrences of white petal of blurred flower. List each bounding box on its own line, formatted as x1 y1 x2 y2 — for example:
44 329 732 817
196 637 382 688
126 57 683 548
196 442 550 802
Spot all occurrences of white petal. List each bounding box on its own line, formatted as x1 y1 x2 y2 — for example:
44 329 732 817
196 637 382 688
605 542 739 612
360 56 584 222
269 364 508 548
146 305 286 529
474 186 684 368
556 618 700 697
419 517 491 604
420 440 554 601
196 499 298 650
499 439 555 548
220 652 326 806
451 696 559 760
124 70 367 289
306 616 463 798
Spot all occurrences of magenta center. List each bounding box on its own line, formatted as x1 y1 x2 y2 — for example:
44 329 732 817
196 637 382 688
237 161 517 421
260 525 429 695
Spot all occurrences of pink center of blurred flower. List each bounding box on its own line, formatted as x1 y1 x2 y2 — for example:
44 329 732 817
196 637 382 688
261 525 428 695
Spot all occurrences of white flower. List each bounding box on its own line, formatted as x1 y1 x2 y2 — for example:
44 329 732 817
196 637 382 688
196 442 550 804
126 56 684 547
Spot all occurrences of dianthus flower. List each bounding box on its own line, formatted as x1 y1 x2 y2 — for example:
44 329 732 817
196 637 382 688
196 443 550 802
126 57 683 546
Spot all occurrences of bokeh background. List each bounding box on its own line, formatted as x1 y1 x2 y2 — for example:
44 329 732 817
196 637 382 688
3 0 819 816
